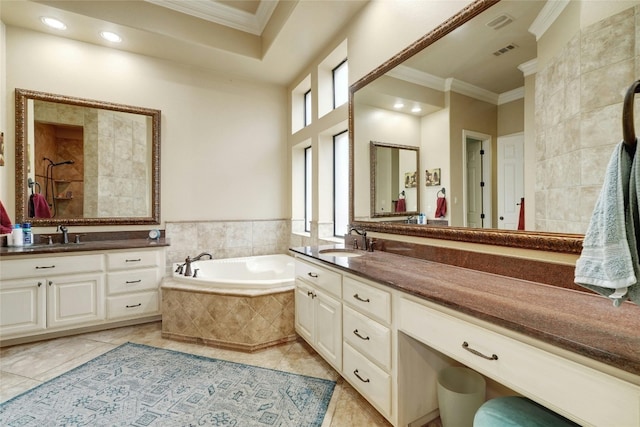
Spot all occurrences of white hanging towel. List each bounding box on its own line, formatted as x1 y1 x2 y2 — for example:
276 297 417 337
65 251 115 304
575 142 639 307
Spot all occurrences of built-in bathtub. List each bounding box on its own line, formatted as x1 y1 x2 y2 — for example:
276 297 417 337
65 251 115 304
161 254 296 352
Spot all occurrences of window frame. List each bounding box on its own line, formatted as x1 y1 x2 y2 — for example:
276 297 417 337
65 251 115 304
333 130 349 237
304 89 312 127
332 59 348 109
304 145 312 232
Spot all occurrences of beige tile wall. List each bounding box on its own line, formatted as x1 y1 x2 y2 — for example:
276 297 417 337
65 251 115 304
165 219 291 270
535 6 640 234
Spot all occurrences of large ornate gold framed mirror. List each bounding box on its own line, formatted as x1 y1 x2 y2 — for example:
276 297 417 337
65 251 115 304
15 89 161 226
349 0 589 254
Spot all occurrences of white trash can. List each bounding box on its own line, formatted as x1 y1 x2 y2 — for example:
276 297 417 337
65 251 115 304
437 366 486 427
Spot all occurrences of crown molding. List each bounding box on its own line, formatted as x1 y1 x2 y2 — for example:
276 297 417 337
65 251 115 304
529 0 570 41
146 0 277 35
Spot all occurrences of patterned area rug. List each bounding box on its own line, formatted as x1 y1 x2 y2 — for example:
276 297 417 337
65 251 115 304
0 342 335 426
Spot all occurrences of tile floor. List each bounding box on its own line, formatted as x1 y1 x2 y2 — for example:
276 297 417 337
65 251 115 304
0 322 411 426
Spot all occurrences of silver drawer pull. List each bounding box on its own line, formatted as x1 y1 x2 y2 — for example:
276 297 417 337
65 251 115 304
353 294 370 303
126 303 142 308
126 280 142 284
125 258 141 263
462 341 498 361
308 272 318 278
353 329 370 341
353 369 370 383
35 265 55 269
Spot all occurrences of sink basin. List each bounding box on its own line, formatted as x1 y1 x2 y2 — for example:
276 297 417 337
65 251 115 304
319 248 363 258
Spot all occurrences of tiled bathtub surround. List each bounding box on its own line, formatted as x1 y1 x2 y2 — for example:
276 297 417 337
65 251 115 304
535 5 640 233
161 286 295 352
165 220 290 271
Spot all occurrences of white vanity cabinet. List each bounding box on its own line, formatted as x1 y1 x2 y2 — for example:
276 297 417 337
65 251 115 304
0 254 105 335
106 250 162 320
294 258 343 370
294 256 394 422
0 247 165 343
293 251 640 427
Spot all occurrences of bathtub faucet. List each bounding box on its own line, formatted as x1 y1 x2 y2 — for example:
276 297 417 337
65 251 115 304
183 256 193 277
191 252 213 261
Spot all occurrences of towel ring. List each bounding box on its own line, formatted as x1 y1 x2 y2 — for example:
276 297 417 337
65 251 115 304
27 177 41 195
622 79 640 156
437 187 446 197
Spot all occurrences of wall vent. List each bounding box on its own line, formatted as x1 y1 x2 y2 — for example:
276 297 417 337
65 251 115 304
493 43 518 56
486 14 514 30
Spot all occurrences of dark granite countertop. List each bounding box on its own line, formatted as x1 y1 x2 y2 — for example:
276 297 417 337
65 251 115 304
0 238 170 257
290 245 640 382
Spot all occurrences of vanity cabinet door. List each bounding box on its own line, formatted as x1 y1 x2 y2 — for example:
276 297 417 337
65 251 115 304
314 288 342 370
0 278 46 337
295 280 314 342
47 273 105 329
294 277 342 371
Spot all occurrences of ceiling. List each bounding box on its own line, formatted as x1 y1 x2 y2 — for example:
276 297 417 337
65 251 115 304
0 0 369 85
356 0 547 117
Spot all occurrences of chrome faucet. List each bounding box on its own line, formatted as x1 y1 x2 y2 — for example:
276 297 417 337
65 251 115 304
58 225 69 244
191 252 213 261
348 227 367 251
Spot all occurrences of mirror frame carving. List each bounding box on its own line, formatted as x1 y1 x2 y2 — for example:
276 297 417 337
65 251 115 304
15 88 161 226
370 141 420 218
348 0 583 254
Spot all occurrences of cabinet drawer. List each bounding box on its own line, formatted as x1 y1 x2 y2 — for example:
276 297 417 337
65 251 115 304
107 269 159 295
107 292 159 319
399 298 640 427
107 250 159 271
0 254 104 280
295 259 341 298
343 305 391 370
343 342 392 417
343 276 391 324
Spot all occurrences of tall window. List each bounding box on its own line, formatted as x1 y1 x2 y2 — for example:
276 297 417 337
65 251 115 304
333 131 349 236
305 146 312 232
304 90 312 126
332 60 348 108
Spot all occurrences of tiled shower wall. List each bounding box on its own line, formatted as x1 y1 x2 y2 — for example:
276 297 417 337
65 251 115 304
535 5 640 234
165 220 292 272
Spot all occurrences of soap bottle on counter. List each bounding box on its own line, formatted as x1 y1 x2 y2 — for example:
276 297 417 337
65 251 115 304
11 224 23 246
22 222 32 245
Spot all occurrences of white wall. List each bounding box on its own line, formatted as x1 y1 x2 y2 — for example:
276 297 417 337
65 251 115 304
0 22 8 207
3 27 288 228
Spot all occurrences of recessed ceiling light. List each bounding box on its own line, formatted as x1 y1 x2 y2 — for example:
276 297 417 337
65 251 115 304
41 17 67 30
412 106 422 113
100 31 122 43
394 102 404 109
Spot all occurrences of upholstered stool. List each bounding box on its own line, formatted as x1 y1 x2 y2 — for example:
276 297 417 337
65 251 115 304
473 396 579 426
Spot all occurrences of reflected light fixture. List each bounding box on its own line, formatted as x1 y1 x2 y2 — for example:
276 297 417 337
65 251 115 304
41 17 67 30
100 31 122 43
393 102 404 109
412 106 422 113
